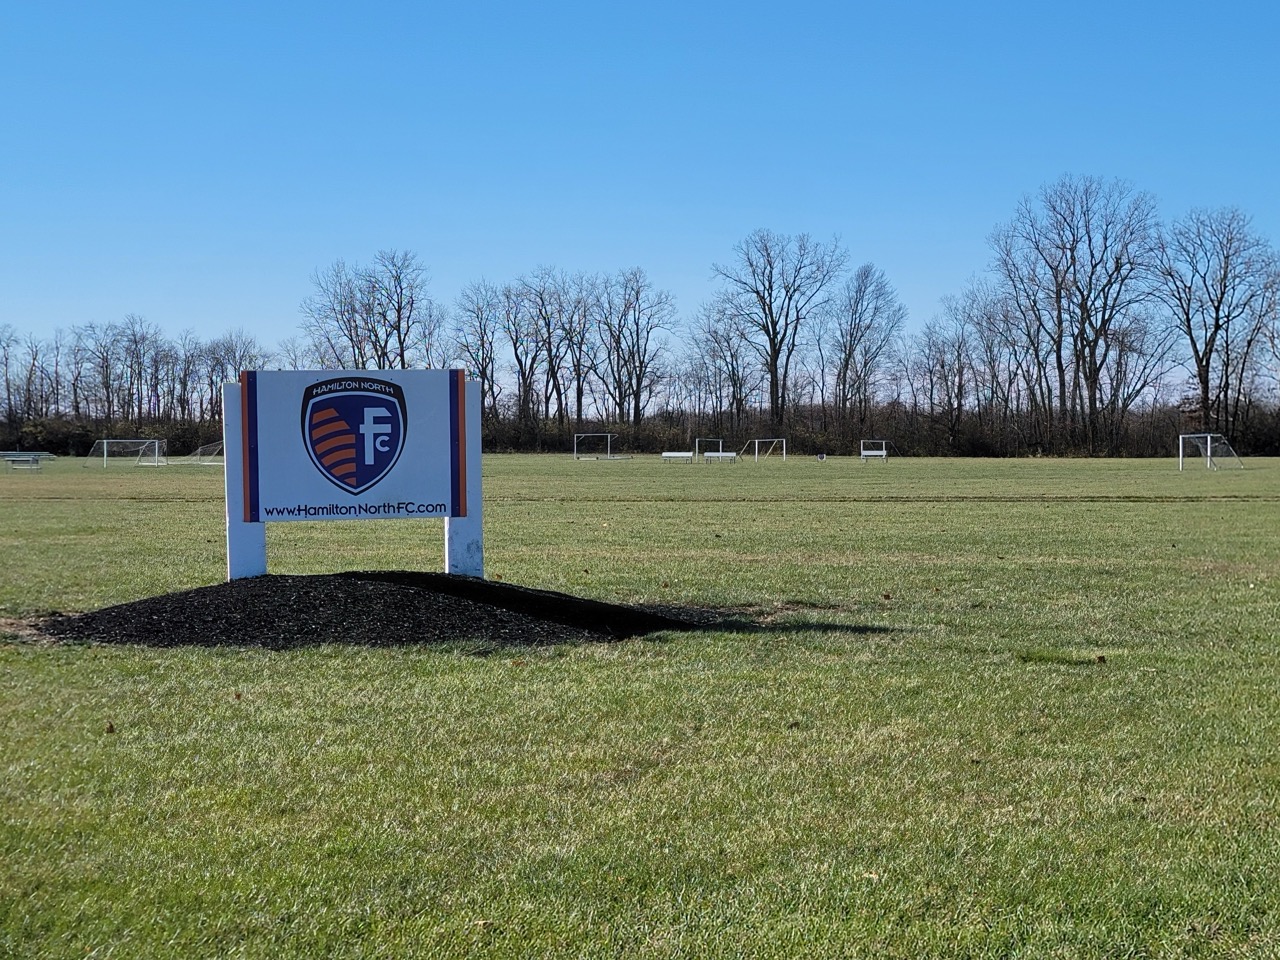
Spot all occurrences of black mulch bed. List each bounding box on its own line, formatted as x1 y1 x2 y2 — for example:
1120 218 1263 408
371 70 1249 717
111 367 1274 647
37 571 736 651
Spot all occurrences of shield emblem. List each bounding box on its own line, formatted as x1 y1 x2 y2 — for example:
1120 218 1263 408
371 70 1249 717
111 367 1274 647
301 377 408 495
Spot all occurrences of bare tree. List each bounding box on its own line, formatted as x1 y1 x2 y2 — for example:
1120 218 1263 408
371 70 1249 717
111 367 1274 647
300 251 438 370
0 327 45 425
77 321 123 423
593 268 675 425
1267 320 1280 400
118 314 167 423
1157 207 1279 437
826 262 906 430
499 282 541 425
991 175 1161 452
275 335 323 371
203 329 269 421
559 272 597 427
369 249 441 368
914 316 972 451
8 328 66 421
454 280 505 420
507 268 599 428
0 324 15 431
712 229 847 425
944 282 1031 452
1094 307 1177 450
696 301 762 433
301 259 363 367
990 219 1066 448
169 330 205 419
65 326 92 420
515 267 562 423
17 332 45 419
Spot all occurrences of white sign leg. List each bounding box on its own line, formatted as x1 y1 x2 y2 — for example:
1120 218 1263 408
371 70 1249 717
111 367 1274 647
444 381 484 577
222 381 268 580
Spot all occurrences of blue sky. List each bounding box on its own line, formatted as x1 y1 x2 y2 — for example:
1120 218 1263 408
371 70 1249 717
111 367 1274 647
3 0 1277 350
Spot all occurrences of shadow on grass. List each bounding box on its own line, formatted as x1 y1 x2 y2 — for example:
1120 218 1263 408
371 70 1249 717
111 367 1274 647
743 622 896 636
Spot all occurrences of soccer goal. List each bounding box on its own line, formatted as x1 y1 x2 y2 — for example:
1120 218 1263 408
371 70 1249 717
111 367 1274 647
175 441 225 467
573 433 630 460
740 438 786 462
84 438 168 468
696 437 737 463
1178 433 1244 471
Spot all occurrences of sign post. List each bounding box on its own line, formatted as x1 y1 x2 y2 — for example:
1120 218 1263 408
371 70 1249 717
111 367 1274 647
222 377 268 579
222 370 483 580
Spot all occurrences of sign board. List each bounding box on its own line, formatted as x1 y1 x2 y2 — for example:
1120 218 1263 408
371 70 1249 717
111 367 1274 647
222 370 483 580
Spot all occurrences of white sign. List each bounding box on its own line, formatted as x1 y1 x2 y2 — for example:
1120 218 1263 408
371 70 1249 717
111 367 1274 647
222 370 483 580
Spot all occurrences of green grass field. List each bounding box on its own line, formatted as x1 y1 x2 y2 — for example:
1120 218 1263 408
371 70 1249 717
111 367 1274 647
2 454 1278 958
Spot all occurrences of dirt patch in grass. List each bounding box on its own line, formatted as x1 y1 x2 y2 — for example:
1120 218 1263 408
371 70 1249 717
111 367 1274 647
0 617 46 642
34 571 730 651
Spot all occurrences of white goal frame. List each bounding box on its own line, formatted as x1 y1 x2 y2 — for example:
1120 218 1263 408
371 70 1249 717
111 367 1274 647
740 438 786 462
1179 433 1244 470
84 438 169 468
573 433 630 460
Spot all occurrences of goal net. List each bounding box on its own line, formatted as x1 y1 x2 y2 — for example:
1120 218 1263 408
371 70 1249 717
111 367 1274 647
572 433 630 460
1178 433 1243 470
175 441 225 466
84 439 169 468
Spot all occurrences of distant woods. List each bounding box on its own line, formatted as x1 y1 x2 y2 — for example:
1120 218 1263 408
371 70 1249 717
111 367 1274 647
5 175 1279 457
0 317 267 455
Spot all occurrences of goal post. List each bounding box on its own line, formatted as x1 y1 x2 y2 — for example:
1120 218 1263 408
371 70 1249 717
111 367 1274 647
1178 433 1244 470
572 433 630 460
83 439 168 468
739 438 786 462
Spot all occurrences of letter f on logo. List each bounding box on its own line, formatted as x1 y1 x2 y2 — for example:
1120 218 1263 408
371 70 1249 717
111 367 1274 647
360 407 393 464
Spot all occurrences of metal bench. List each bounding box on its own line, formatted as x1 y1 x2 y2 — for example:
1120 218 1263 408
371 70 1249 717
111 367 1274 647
860 441 889 462
6 456 41 470
661 451 694 463
702 451 738 464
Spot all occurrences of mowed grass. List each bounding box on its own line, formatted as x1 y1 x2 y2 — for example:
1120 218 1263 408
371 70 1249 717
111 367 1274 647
2 454 1278 958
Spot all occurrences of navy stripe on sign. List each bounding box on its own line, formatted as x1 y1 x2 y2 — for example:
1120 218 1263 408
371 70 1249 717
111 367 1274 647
243 371 261 522
449 370 462 516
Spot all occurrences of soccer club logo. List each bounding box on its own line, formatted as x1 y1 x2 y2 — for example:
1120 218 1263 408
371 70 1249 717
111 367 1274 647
301 377 408 495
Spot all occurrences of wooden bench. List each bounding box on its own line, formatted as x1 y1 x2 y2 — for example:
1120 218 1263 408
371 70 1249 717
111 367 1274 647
661 451 694 463
702 452 738 464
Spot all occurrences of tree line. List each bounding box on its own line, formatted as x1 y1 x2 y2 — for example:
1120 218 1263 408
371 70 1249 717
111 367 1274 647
4 174 1278 457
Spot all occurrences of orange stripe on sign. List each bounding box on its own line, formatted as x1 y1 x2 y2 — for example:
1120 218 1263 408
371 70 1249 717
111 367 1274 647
314 434 355 456
311 419 349 441
322 449 355 468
